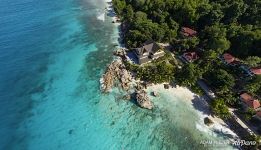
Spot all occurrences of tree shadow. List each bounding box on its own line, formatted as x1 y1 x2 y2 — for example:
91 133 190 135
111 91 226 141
191 95 212 116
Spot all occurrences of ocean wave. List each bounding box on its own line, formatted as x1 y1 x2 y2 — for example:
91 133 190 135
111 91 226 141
97 12 105 21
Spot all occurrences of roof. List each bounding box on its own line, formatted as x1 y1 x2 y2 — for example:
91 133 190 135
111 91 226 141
136 40 161 56
230 60 241 66
223 53 235 64
250 67 261 75
240 93 260 109
246 100 261 109
240 93 253 103
183 52 199 62
181 27 197 36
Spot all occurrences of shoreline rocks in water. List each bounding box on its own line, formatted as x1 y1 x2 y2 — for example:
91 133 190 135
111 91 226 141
204 117 214 126
122 94 131 100
151 91 159 97
101 49 154 109
101 59 133 92
136 90 154 109
113 48 127 61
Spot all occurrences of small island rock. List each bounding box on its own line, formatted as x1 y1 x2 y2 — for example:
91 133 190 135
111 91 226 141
136 90 154 109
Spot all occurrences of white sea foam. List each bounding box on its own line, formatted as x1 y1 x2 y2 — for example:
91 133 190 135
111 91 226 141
196 122 210 133
97 12 105 21
148 84 239 140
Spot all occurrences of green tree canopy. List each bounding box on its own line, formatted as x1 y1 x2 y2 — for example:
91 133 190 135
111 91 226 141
204 69 235 94
244 56 261 67
211 99 231 119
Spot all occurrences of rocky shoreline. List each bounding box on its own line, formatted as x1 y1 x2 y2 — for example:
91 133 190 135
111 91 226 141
100 49 154 109
100 59 132 92
136 90 154 109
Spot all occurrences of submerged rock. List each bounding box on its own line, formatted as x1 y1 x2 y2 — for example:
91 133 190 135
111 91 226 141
136 90 154 109
122 94 131 100
204 117 214 126
68 129 74 135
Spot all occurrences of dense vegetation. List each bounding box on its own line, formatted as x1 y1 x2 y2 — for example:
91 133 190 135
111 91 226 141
113 0 261 121
113 0 260 58
210 99 231 119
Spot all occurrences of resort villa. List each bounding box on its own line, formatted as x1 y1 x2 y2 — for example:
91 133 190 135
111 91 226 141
248 67 261 77
218 53 261 78
240 93 261 110
134 40 165 64
240 65 261 77
220 53 240 66
180 27 197 37
182 52 199 63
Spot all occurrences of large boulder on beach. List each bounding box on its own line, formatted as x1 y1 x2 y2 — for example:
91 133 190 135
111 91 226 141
136 90 154 109
164 84 169 89
204 117 214 126
151 91 159 97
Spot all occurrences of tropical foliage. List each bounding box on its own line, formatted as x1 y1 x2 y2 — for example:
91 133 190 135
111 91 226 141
204 69 235 95
211 99 231 119
112 0 261 59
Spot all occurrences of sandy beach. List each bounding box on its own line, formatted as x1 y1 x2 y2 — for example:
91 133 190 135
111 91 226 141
146 84 239 139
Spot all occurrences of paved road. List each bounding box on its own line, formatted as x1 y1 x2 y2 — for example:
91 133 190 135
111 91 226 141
229 108 256 135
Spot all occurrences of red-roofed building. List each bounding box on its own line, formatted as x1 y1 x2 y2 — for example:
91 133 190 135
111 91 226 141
240 93 253 103
182 52 199 63
241 67 261 77
240 93 260 110
246 100 260 109
250 67 261 75
181 27 197 37
221 53 235 63
219 53 241 66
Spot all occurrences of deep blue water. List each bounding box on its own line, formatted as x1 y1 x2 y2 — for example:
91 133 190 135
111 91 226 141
0 0 65 147
0 0 117 149
0 0 236 149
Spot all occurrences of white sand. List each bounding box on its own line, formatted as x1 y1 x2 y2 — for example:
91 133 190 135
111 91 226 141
147 84 239 139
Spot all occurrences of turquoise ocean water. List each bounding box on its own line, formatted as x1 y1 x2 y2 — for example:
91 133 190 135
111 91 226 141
0 0 236 149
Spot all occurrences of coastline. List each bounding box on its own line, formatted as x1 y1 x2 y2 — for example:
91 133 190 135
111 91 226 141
146 84 238 139
103 0 241 142
100 0 244 149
